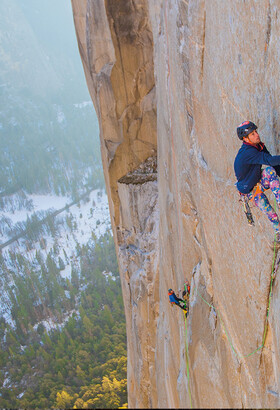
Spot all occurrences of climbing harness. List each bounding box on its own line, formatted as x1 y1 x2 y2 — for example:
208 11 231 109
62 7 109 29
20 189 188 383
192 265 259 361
251 182 265 200
239 183 269 226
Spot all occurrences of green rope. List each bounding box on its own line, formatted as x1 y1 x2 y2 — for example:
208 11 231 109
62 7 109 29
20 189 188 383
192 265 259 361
217 310 239 358
194 225 278 360
183 312 192 409
180 199 278 408
182 282 192 408
195 291 240 358
261 198 278 347
261 212 278 346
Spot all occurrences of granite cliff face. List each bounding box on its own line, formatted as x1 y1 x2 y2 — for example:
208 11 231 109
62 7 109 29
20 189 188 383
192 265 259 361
72 1 280 407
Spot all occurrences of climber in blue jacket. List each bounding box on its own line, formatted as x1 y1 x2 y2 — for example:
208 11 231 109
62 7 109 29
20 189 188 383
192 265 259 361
168 289 188 315
234 121 280 240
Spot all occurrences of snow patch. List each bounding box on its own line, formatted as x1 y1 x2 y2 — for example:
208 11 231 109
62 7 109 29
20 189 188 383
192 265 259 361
0 193 70 227
102 270 116 282
33 309 78 334
3 375 11 388
0 189 112 327
60 265 72 280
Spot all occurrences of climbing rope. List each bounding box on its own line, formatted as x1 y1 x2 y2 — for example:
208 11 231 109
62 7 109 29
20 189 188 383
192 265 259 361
164 2 193 405
193 197 278 361
183 311 192 409
165 0 279 405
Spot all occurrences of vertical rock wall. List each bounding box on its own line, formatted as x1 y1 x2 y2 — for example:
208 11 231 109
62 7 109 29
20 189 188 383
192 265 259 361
150 1 280 408
72 0 280 408
71 1 158 407
117 157 158 408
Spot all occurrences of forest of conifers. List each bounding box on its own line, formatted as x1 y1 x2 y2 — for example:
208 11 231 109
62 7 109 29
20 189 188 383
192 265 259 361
0 231 127 409
0 1 127 407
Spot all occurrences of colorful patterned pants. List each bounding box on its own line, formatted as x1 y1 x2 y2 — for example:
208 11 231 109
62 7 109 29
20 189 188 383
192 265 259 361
246 167 280 232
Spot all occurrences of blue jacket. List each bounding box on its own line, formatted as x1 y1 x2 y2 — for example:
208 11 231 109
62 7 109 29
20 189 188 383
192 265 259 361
169 293 181 304
234 141 280 193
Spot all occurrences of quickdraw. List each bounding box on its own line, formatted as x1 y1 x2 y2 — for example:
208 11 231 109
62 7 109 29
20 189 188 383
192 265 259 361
239 182 269 226
239 194 254 226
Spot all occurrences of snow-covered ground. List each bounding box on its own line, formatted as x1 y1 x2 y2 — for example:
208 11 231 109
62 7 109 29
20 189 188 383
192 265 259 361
0 189 113 328
1 189 110 245
0 194 69 230
58 189 111 247
33 308 79 334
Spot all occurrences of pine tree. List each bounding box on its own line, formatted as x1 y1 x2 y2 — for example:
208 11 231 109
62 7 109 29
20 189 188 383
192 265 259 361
55 391 73 409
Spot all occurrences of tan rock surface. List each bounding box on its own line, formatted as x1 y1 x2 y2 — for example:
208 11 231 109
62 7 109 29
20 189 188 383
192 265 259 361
117 157 158 408
72 0 280 408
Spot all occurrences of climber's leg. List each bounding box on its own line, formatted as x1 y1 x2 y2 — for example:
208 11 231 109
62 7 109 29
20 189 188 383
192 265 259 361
176 297 185 304
176 302 187 311
261 167 280 206
250 190 280 233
